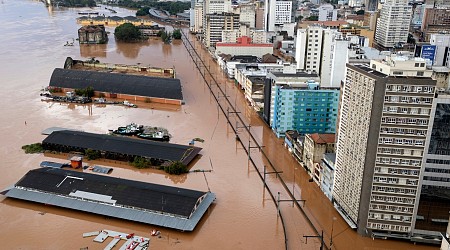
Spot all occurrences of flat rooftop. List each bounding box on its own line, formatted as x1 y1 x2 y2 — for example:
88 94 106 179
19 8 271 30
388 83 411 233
2 168 215 231
49 68 183 101
42 130 201 166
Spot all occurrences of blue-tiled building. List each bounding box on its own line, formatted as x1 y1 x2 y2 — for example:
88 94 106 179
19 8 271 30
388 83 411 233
264 71 340 137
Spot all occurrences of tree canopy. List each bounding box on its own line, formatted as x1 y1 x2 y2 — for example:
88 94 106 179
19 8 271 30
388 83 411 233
59 0 96 7
172 29 182 39
114 23 142 42
118 0 190 15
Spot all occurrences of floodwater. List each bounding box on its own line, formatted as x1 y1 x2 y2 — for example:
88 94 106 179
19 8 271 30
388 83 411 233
0 1 438 250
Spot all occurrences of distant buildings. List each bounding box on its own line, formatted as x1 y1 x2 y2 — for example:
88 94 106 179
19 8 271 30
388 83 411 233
318 4 337 22
264 0 292 31
334 55 436 237
78 25 107 44
421 8 450 41
430 34 450 67
375 0 412 48
295 26 349 88
204 12 240 48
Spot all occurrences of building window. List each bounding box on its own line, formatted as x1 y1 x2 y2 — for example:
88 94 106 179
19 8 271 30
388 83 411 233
417 71 424 76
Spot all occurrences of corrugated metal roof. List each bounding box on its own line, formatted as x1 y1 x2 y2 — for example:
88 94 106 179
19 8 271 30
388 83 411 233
49 68 183 100
3 168 216 231
42 130 201 166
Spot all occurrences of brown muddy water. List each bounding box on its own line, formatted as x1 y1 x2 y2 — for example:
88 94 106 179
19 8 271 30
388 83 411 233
0 1 438 250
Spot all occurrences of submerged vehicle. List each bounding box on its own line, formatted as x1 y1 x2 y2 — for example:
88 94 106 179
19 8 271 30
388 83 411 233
137 131 170 142
112 123 144 136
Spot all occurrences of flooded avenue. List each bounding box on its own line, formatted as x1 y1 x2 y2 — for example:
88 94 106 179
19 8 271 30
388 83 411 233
0 1 438 249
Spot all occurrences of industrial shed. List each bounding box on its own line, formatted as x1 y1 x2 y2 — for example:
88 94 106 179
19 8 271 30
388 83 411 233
42 130 201 166
49 68 183 105
2 168 215 231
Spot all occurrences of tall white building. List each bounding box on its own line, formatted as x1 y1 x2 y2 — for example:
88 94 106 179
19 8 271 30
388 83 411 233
430 33 450 67
375 0 412 48
334 55 436 238
192 2 204 33
202 0 232 35
318 4 337 21
264 0 292 31
295 26 349 88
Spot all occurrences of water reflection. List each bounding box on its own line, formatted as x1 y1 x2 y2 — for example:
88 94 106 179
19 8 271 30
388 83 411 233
115 40 149 59
80 43 107 58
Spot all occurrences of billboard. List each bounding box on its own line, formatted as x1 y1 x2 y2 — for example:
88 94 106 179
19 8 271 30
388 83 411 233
421 45 436 65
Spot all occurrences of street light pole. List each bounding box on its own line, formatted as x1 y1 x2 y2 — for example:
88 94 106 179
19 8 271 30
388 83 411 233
330 217 337 249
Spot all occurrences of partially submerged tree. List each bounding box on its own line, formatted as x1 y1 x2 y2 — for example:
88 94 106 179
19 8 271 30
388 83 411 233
114 23 142 42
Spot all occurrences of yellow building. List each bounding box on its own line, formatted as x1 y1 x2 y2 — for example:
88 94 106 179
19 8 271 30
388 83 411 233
77 16 154 26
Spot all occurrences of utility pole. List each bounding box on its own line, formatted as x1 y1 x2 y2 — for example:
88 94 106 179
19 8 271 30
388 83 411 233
303 231 324 250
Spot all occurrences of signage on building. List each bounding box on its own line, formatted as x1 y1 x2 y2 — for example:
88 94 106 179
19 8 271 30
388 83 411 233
421 45 436 65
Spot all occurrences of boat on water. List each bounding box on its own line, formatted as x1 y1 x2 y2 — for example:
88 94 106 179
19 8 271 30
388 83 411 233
112 123 143 136
137 131 170 142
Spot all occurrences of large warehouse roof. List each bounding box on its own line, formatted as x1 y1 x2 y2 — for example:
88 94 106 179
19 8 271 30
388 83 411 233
49 68 183 100
3 168 215 231
42 130 201 166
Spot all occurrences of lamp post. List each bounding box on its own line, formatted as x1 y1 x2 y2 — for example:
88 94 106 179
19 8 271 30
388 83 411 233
330 216 337 249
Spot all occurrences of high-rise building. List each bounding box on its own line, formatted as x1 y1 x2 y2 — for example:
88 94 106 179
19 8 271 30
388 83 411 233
365 0 378 12
263 72 340 137
422 8 450 42
202 0 232 35
264 0 292 31
374 0 412 48
318 4 337 22
295 26 349 88
239 4 256 28
334 54 436 238
204 13 240 48
414 93 450 242
430 34 450 67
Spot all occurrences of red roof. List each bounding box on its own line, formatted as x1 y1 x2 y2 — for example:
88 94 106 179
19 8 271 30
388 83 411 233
216 36 273 47
308 133 336 144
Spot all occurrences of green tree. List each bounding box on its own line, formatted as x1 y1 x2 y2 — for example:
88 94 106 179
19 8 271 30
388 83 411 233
22 143 43 154
356 10 365 15
114 23 142 42
131 156 152 169
306 16 318 21
164 161 188 175
136 7 150 16
172 29 182 39
84 148 101 160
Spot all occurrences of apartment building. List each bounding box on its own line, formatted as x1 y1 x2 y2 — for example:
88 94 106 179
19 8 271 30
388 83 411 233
318 4 337 22
303 133 336 184
263 72 339 137
264 0 292 31
334 57 436 238
204 12 240 47
295 26 349 88
374 0 412 48
239 3 256 28
414 93 450 243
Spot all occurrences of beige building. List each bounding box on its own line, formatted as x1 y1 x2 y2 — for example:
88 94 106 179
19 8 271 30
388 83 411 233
375 0 412 48
239 3 256 28
334 59 436 238
371 53 432 77
204 12 240 48
221 24 267 43
193 3 204 33
302 133 336 185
